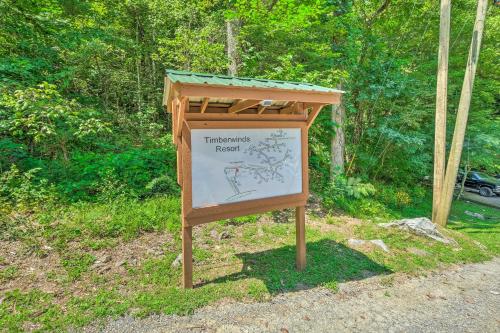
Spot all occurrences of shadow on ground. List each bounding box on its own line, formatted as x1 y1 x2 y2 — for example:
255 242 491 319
200 239 391 293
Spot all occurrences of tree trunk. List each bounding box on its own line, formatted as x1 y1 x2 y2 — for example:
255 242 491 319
136 16 142 113
226 19 240 76
456 164 470 200
435 0 488 226
432 0 451 224
331 86 345 176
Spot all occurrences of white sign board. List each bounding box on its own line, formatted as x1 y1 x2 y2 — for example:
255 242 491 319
191 128 302 208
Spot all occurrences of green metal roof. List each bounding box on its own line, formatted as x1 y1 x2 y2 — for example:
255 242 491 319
165 69 343 94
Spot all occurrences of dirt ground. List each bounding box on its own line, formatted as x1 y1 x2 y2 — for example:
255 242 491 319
84 258 500 333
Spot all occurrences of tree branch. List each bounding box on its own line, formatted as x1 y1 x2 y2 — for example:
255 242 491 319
367 0 391 26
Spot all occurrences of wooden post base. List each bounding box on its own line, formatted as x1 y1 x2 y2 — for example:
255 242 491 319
295 206 306 270
182 225 193 288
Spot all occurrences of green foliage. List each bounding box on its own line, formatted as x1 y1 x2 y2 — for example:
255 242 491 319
145 175 180 197
0 83 111 160
0 1 498 330
322 174 375 204
0 165 56 213
61 252 96 281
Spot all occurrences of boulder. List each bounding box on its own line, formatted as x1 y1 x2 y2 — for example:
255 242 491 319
379 217 452 244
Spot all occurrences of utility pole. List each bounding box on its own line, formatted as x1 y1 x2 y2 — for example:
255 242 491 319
436 0 488 226
432 0 451 224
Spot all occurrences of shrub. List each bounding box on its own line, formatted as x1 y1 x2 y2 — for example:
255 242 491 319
0 165 56 212
145 175 179 197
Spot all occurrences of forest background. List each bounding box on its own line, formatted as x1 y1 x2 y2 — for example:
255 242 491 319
1 0 499 215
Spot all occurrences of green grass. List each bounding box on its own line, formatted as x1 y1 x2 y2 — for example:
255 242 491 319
0 195 498 331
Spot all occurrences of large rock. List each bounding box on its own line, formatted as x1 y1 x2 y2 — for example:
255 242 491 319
379 217 452 244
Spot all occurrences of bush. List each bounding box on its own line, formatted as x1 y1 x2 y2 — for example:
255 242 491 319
48 146 177 202
145 175 179 197
0 165 56 213
321 174 376 208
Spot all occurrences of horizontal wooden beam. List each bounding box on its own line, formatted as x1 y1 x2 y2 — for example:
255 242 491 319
184 113 307 122
177 84 341 104
228 99 262 113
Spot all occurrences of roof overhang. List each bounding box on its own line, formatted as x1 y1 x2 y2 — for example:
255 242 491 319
163 70 344 114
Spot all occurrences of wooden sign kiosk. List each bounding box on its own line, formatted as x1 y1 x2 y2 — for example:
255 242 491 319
163 70 343 288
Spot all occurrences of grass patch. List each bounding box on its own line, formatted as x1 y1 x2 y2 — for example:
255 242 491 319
61 252 96 281
0 266 18 283
0 195 498 331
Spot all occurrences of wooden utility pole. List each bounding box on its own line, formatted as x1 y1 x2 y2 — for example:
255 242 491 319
436 0 488 226
432 0 451 224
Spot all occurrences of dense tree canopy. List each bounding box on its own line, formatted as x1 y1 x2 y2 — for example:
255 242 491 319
0 0 498 204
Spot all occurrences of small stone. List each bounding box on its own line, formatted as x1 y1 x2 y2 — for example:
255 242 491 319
115 260 126 268
280 328 289 333
91 262 105 270
369 239 389 252
98 266 111 274
464 210 485 220
408 247 429 256
473 240 487 250
101 255 112 263
219 231 231 240
348 239 366 247
295 283 308 290
490 290 500 295
210 229 218 239
171 253 182 268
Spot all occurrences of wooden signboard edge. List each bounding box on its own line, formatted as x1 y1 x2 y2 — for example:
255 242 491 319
180 121 308 288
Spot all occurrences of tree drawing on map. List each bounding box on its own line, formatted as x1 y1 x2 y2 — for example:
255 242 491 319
224 129 296 202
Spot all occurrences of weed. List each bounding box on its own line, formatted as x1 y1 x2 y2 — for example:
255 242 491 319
0 266 18 283
61 252 96 281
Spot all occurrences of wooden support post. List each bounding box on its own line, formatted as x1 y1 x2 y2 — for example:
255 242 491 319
436 0 488 226
295 206 306 270
182 223 193 288
176 97 188 139
432 0 451 224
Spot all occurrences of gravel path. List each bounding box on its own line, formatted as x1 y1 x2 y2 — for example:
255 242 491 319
461 191 500 209
87 258 500 333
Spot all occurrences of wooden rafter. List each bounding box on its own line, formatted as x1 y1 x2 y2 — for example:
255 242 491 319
228 99 262 113
200 97 209 113
257 105 267 114
306 104 324 129
280 102 297 114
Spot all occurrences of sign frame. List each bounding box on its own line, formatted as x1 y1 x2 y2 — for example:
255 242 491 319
181 121 309 227
163 70 343 289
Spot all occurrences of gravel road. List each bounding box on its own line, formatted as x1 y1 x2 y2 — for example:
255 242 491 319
86 258 500 333
461 191 500 209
